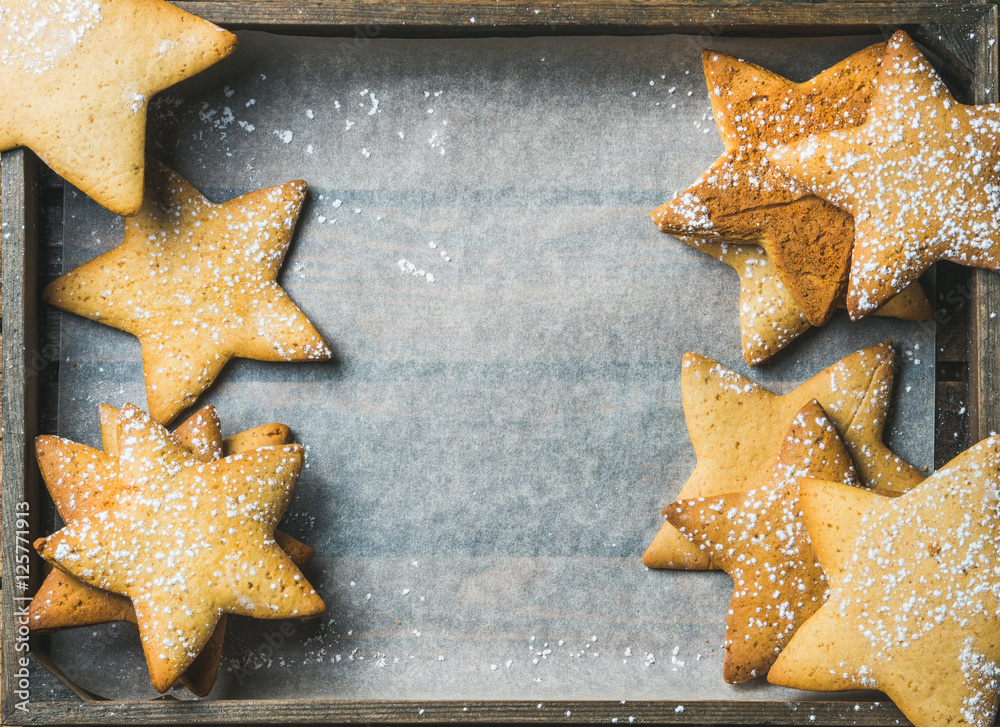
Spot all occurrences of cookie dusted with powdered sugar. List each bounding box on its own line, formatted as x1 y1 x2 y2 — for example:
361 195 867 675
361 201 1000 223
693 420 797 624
0 0 236 215
771 438 1000 727
769 30 1000 318
665 399 861 683
44 157 332 425
643 341 923 571
30 404 315 695
33 404 325 693
652 45 883 326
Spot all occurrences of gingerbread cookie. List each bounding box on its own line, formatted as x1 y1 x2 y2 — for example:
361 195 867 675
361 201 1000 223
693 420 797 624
31 405 313 695
33 404 323 693
0 0 236 215
643 341 923 570
769 31 1000 318
770 438 1000 727
665 400 858 682
684 238 932 365
44 157 332 425
653 44 884 325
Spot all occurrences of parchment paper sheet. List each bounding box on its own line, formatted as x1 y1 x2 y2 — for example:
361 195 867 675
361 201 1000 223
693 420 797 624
50 31 934 702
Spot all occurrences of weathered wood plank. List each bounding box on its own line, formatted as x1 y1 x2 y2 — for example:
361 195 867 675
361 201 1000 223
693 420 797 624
969 4 1000 442
3 698 909 725
173 0 986 32
1 149 41 721
935 263 973 466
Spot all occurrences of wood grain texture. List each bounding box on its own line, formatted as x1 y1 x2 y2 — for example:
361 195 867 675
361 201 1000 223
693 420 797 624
174 0 987 32
970 3 1000 442
1 149 40 721
935 264 973 467
2 698 907 725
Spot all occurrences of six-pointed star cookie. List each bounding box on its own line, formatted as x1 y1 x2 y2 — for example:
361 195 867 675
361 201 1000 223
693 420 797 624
769 438 1000 727
769 31 1000 318
44 157 332 425
34 404 325 693
652 44 884 326
683 238 932 365
30 404 313 695
643 341 923 571
0 0 236 215
665 400 860 683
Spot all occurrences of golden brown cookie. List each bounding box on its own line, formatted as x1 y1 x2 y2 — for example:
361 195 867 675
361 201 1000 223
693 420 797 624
223 423 293 456
31 404 321 693
769 31 1000 319
769 438 1000 727
44 157 332 425
664 400 859 682
685 238 932 365
35 405 325 691
0 0 236 215
652 45 884 325
643 341 923 570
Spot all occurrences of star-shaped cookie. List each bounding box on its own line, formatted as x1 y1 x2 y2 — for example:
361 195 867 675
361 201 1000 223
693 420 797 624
684 238 932 365
44 157 332 424
643 341 923 570
652 44 884 325
0 0 236 215
769 31 1000 318
34 404 325 693
665 399 860 682
30 405 313 695
769 437 1000 727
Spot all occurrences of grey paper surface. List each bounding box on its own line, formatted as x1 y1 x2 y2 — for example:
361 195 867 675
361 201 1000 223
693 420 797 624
50 32 933 701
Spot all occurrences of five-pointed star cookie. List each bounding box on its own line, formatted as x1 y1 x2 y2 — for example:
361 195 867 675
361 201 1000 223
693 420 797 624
652 44 884 325
643 341 923 571
769 31 1000 318
44 157 332 425
34 404 325 693
769 438 1000 727
0 0 236 215
665 399 860 682
683 238 932 365
30 404 313 696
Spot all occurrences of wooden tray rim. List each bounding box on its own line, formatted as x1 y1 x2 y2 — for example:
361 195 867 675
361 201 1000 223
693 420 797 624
3 2 998 724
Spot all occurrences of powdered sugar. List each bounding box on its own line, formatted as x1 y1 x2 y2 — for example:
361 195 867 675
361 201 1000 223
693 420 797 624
0 0 102 74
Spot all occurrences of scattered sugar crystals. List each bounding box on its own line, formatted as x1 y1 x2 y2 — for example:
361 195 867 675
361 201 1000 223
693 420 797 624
1 0 102 74
60 33 932 707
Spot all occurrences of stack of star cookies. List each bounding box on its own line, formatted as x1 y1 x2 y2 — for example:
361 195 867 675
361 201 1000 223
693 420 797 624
653 30 1000 364
647 341 1000 727
769 31 1000 318
30 404 325 694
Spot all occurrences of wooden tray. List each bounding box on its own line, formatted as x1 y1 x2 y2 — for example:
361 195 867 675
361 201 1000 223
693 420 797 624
2 1 998 723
